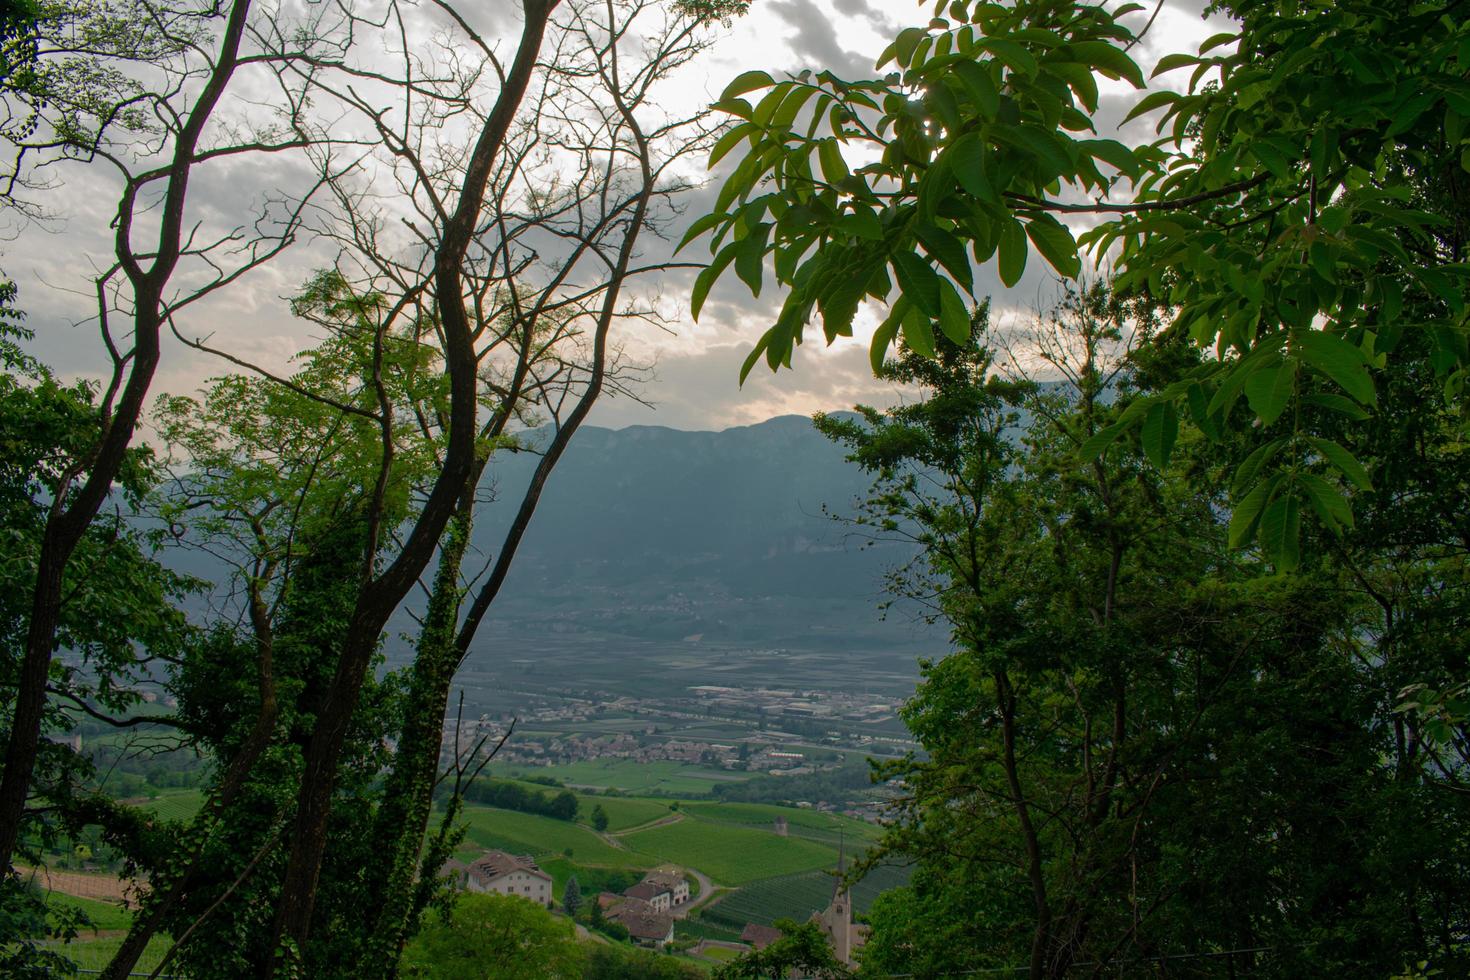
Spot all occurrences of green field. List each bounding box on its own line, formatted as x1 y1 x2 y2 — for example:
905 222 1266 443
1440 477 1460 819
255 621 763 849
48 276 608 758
580 794 675 832
702 862 911 930
141 788 205 822
621 816 838 886
457 805 646 868
680 801 883 843
47 892 133 932
508 758 747 795
42 934 173 973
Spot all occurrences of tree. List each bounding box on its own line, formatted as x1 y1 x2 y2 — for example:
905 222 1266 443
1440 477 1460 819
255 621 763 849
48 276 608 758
820 295 1470 978
399 892 584 980
0 0 331 874
0 291 197 968
712 918 852 980
564 875 583 918
687 0 1470 566
591 804 610 832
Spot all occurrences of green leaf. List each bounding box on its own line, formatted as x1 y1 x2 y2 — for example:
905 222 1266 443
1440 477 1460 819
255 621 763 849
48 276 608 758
998 219 1027 287
817 139 849 183
708 122 756 168
1199 31 1237 54
1259 492 1301 571
951 133 997 202
1024 215 1080 278
900 303 935 357
1229 475 1277 549
676 212 723 254
1079 420 1129 462
952 60 1000 118
1140 400 1177 469
871 305 902 372
893 251 942 316
1231 437 1287 498
937 279 970 345
1151 52 1198 78
997 124 1074 178
1307 437 1373 490
1251 141 1295 180
721 70 775 101
1122 90 1180 125
1242 358 1297 427
1300 392 1370 420
916 221 974 291
1295 330 1376 406
1298 472 1354 532
981 39 1038 77
1069 40 1146 88
734 223 771 296
691 240 740 320
1082 139 1139 178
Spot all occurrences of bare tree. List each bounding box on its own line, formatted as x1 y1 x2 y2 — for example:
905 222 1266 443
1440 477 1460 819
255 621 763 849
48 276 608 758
0 0 343 874
238 0 736 969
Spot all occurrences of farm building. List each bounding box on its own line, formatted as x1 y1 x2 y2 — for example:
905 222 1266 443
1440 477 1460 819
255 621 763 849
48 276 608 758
608 897 675 947
461 850 553 908
740 922 782 950
641 870 691 906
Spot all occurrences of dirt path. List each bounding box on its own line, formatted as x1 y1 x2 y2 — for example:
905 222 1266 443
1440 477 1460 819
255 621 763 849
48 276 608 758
684 867 721 913
609 812 685 837
13 865 139 905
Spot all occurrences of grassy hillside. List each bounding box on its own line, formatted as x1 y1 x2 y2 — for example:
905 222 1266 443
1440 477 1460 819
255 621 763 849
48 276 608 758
456 806 645 868
507 758 745 796
681 801 882 843
621 816 838 886
702 862 912 930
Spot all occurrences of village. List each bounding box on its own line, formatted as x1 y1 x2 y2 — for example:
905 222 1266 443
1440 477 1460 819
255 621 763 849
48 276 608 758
449 847 866 969
445 682 908 776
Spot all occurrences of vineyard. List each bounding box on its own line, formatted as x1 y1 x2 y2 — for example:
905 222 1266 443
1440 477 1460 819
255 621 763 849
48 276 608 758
701 862 913 930
680 801 883 845
620 815 837 885
456 806 644 868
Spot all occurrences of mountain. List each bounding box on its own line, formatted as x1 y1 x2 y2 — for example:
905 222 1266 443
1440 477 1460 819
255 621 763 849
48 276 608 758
464 414 933 656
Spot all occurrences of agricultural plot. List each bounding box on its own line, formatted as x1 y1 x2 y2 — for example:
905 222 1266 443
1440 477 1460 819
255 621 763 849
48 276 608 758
509 758 748 796
456 805 644 868
47 892 133 932
621 816 837 885
702 861 912 930
682 801 883 843
44 934 173 974
140 789 204 822
577 794 673 832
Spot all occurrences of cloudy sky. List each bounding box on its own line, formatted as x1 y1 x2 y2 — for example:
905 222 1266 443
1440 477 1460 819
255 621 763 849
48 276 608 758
2 0 1227 432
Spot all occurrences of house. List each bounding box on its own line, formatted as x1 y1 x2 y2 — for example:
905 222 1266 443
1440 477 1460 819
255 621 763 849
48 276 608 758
462 850 553 908
622 880 672 912
740 922 782 950
607 897 675 947
639 870 691 906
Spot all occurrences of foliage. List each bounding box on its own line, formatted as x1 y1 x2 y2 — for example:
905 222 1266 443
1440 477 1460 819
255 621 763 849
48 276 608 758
452 779 581 822
563 875 582 917
399 892 583 980
581 941 706 979
712 917 852 979
620 814 837 885
690 0 1470 566
591 803 610 832
822 298 1470 977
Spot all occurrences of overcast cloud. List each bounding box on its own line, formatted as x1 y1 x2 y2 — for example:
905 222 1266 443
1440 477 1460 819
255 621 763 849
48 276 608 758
3 0 1228 434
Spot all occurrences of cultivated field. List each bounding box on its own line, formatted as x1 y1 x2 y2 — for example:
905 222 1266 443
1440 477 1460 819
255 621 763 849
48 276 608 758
506 758 746 795
620 816 838 885
456 806 644 868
